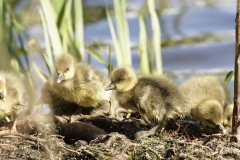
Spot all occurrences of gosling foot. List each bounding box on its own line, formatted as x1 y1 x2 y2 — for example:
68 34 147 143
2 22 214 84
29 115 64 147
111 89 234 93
134 130 155 140
134 122 167 140
10 120 18 133
70 114 82 123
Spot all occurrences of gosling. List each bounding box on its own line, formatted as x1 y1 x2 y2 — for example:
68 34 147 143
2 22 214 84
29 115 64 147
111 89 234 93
105 67 187 139
180 75 228 133
52 54 112 116
0 71 26 121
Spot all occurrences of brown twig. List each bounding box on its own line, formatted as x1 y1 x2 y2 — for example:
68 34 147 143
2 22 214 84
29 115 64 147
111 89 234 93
202 136 213 145
42 143 55 160
81 149 95 157
141 145 162 159
120 141 162 159
0 132 46 142
203 133 226 145
59 143 79 155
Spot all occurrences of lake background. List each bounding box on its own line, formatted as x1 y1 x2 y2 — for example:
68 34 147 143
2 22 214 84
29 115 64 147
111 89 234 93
13 0 236 111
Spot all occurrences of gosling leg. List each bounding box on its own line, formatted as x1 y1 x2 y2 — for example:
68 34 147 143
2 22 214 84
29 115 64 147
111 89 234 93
134 116 168 139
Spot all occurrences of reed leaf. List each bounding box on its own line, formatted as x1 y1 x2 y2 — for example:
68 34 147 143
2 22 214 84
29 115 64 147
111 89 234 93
55 0 67 29
139 16 150 75
107 44 114 75
58 0 72 53
10 58 20 73
32 63 48 83
224 70 234 84
113 0 131 66
5 39 25 71
15 28 29 69
74 0 85 61
106 9 122 66
51 0 65 14
148 0 163 75
39 0 62 56
38 6 54 76
0 0 4 32
88 48 108 67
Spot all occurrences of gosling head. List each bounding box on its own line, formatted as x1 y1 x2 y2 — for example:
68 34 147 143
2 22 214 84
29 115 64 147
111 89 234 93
197 100 226 133
105 67 138 92
0 75 7 101
55 54 76 83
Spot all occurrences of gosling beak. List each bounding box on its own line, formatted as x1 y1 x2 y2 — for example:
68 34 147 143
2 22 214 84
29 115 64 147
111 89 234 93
105 82 116 91
57 73 64 84
216 124 227 134
0 89 7 101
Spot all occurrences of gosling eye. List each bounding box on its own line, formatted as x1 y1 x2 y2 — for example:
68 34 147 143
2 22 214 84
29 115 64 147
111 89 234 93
227 116 231 121
116 78 123 82
0 93 3 100
65 67 70 72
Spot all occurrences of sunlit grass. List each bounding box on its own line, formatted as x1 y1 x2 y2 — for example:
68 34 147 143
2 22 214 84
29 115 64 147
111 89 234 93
113 0 131 66
106 0 132 67
36 0 86 78
148 0 163 75
39 0 62 57
139 15 150 75
74 0 85 61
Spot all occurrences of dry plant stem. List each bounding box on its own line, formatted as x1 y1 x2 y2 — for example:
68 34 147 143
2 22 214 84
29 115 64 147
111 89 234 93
175 140 212 151
232 142 240 149
0 132 46 142
59 143 80 155
49 134 65 139
141 145 162 159
218 147 240 158
182 123 192 140
202 133 226 145
168 122 181 137
120 141 162 159
42 143 55 160
233 0 240 138
81 149 95 157
105 135 117 147
0 143 18 150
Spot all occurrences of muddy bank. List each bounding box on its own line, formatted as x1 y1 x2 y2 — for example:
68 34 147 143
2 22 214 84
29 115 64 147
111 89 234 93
0 114 239 159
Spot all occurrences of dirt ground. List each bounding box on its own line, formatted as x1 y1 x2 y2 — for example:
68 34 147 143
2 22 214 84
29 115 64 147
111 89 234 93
0 113 239 160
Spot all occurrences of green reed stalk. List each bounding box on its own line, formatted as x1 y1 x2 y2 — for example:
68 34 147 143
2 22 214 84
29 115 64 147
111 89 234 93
113 0 132 66
139 16 150 74
74 0 85 61
148 0 163 75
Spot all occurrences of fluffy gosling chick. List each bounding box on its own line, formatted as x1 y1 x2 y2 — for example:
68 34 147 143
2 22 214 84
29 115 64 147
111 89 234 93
105 67 187 139
0 71 25 121
180 75 227 133
53 54 111 116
